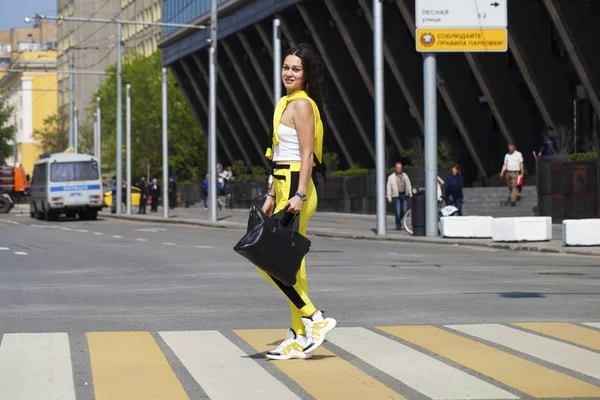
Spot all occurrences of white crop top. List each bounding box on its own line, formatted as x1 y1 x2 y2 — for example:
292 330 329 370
273 123 301 161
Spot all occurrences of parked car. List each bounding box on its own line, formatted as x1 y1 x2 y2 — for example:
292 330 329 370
103 186 150 208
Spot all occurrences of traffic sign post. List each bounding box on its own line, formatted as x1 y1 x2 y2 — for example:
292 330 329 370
416 0 508 236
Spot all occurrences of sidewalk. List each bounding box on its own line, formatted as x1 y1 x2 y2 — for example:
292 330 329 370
96 205 600 257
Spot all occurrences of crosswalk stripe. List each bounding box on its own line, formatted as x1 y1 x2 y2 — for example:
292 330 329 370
584 323 600 329
447 324 600 381
335 327 517 400
380 325 600 398
513 322 600 351
159 331 299 400
235 329 405 400
0 333 76 400
87 332 188 400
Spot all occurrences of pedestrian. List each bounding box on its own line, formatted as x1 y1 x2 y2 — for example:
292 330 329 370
386 162 413 230
500 143 524 207
443 163 464 215
260 43 336 360
168 176 177 209
201 173 209 210
149 178 160 212
137 176 148 214
110 176 117 214
537 127 556 157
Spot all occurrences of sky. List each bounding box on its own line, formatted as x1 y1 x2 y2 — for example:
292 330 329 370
1 0 56 31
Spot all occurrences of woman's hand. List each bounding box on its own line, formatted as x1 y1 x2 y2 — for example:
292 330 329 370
262 196 275 216
286 195 304 214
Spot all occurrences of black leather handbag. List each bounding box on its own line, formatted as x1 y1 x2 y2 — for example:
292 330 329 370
233 206 311 286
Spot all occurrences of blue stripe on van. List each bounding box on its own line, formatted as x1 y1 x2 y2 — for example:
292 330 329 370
50 184 101 192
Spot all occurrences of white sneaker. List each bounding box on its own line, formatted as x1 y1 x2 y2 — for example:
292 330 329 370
266 328 312 360
302 310 337 353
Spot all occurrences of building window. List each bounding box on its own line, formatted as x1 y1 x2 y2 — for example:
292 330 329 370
45 41 58 50
0 43 11 52
0 57 10 64
18 41 42 51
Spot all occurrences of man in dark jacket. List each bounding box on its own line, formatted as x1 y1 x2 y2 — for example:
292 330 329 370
168 176 177 209
137 176 148 214
537 127 556 157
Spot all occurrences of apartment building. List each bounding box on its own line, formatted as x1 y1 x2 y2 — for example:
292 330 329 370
0 23 58 173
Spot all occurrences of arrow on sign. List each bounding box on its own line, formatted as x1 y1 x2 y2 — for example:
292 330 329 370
491 2 500 7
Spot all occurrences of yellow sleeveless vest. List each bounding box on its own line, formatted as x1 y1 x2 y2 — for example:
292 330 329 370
265 90 324 167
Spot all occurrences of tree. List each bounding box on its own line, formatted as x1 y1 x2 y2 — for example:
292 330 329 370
0 97 14 163
33 114 69 156
90 51 207 183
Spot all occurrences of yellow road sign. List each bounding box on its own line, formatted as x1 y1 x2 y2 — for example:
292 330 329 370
416 29 507 52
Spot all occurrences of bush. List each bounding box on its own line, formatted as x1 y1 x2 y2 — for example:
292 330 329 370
333 168 369 177
568 152 598 161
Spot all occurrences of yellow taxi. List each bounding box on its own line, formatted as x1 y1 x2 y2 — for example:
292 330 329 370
104 186 143 207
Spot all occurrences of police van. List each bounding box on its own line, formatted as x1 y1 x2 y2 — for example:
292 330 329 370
30 152 103 220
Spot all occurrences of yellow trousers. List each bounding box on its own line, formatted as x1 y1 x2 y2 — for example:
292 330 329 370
257 162 317 335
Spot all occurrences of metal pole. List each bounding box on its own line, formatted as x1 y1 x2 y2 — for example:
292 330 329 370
116 22 123 215
424 53 438 236
68 50 74 148
374 0 386 235
96 97 101 169
13 115 17 165
273 18 281 105
93 113 98 157
126 84 132 215
162 68 169 217
74 106 78 153
208 0 218 222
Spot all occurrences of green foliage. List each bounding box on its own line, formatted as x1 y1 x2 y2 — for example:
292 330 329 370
333 168 369 177
322 151 339 172
89 51 207 183
0 98 14 162
231 160 248 176
402 137 456 168
33 114 69 156
568 152 598 161
230 161 267 183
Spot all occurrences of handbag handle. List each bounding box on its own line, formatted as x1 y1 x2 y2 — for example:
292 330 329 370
273 205 300 231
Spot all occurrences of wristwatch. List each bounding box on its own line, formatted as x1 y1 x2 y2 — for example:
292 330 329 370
295 191 307 201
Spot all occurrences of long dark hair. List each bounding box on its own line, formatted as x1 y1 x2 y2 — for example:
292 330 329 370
284 43 325 122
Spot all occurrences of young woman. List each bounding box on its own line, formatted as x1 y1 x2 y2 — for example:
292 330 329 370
260 43 337 360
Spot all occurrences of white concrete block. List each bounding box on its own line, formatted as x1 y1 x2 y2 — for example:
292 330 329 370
562 219 600 246
492 217 552 242
441 216 493 238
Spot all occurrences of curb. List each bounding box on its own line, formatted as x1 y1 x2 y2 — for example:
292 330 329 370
100 213 600 258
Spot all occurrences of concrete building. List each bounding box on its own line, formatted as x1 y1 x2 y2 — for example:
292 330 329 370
159 0 600 186
0 23 58 174
57 0 162 122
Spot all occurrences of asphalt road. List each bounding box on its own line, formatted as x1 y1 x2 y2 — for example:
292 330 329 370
1 213 599 400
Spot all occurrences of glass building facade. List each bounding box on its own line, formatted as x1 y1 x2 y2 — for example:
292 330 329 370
163 0 231 35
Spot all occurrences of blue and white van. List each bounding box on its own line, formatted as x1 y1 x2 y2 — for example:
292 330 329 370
30 153 103 220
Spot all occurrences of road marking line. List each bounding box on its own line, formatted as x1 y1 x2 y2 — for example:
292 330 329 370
162 242 175 246
447 324 600 381
514 323 600 351
196 245 214 249
160 331 299 400
87 332 187 400
75 229 88 233
60 227 73 231
134 238 147 242
380 325 600 398
0 247 8 251
235 329 405 400
112 235 123 239
0 220 19 225
584 323 600 329
93 232 103 235
0 333 76 400
13 251 27 256
332 327 515 400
